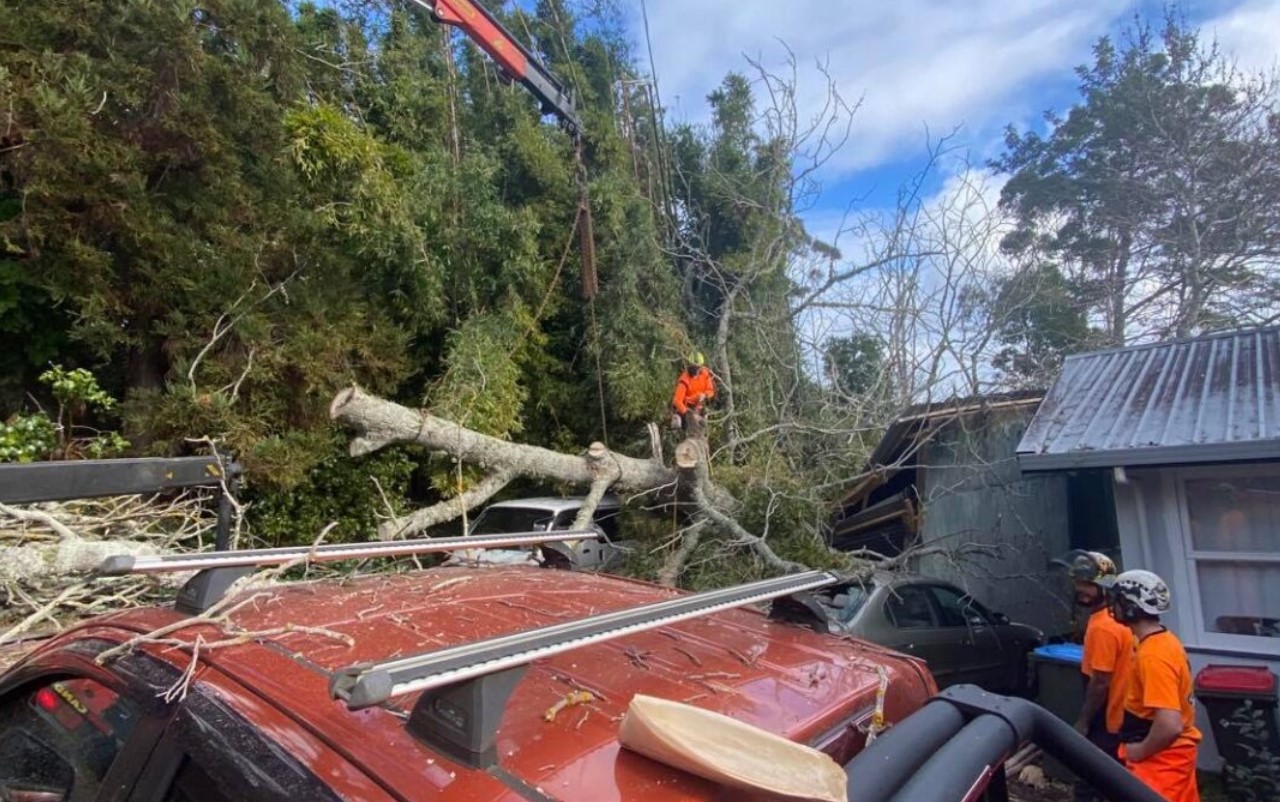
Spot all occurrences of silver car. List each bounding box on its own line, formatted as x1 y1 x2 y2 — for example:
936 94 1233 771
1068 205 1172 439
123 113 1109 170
821 574 1044 694
457 495 630 570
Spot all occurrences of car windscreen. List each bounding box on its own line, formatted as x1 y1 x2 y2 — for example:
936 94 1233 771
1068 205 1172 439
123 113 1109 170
468 508 555 535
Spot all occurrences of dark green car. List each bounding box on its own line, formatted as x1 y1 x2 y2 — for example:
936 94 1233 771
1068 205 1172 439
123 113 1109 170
823 574 1045 694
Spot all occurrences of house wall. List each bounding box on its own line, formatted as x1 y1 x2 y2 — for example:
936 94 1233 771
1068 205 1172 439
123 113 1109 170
1114 466 1280 771
917 410 1074 636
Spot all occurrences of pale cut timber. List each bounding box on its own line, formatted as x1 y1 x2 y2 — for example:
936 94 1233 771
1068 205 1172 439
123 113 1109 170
330 386 673 491
674 439 702 470
329 387 736 539
618 694 846 802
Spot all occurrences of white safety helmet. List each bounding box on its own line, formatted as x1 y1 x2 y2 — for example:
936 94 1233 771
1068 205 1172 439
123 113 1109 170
1105 569 1171 618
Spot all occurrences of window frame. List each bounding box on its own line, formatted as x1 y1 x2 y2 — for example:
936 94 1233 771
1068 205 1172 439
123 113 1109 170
0 643 178 802
125 680 343 802
883 583 939 630
924 584 994 629
551 505 623 543
1172 464 1280 656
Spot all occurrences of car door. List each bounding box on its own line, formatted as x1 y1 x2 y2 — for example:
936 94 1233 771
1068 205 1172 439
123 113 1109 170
124 674 378 802
0 641 173 802
878 583 962 688
924 584 1007 691
125 694 343 802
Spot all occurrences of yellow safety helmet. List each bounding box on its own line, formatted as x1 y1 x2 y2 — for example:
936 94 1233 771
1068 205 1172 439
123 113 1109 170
686 352 706 366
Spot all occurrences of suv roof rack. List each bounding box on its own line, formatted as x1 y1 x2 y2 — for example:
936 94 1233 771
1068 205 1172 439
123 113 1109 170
98 530 599 616
328 569 840 768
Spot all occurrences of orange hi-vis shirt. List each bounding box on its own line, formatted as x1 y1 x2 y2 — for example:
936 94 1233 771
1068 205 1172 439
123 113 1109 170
1122 629 1202 747
1082 608 1135 733
672 369 715 414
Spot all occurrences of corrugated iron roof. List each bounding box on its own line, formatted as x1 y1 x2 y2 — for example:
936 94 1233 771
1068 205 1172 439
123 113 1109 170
1017 326 1280 471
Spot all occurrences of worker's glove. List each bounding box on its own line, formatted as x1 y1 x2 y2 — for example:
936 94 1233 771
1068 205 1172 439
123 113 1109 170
669 413 683 430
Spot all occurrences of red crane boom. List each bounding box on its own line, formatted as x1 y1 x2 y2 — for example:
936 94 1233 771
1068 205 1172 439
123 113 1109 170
408 0 583 137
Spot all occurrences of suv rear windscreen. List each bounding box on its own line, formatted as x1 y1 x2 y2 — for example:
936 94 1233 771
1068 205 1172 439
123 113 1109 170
469 508 555 535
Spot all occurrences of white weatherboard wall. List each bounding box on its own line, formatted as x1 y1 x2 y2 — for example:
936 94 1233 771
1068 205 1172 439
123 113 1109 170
1113 465 1280 771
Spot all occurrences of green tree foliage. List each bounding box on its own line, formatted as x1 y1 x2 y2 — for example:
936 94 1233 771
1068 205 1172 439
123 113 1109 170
993 13 1280 347
668 72 814 456
0 364 127 461
247 435 416 545
0 0 693 542
982 263 1095 388
0 0 871 580
824 334 886 397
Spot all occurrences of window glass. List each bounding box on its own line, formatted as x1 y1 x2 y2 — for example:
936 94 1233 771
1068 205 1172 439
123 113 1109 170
550 507 622 541
885 586 936 629
830 586 870 625
0 678 139 802
550 510 580 531
928 585 990 628
1184 476 1280 640
158 690 344 802
1185 476 1280 553
468 507 554 535
163 759 232 802
1196 562 1280 639
593 509 622 541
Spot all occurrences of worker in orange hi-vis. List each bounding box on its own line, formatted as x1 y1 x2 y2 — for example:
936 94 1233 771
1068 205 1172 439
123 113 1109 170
1101 569 1202 802
1050 551 1133 802
670 352 715 439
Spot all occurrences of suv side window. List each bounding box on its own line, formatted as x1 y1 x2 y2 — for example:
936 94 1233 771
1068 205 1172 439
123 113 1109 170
928 585 990 628
884 586 936 629
0 677 140 802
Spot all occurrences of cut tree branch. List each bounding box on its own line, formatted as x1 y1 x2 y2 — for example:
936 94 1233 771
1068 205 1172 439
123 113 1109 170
570 442 623 531
331 387 735 540
379 468 514 540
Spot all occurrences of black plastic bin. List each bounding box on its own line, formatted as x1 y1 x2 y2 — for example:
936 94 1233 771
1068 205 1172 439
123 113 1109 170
1030 644 1086 781
1194 664 1280 801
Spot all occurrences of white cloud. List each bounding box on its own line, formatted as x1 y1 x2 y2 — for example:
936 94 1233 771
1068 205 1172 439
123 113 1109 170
1206 0 1280 74
630 0 1138 176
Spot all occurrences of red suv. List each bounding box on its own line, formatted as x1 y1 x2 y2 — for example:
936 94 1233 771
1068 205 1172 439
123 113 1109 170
0 563 935 801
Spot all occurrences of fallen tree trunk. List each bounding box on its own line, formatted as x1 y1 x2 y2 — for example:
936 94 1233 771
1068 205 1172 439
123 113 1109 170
330 386 734 539
332 386 673 489
0 497 211 645
0 502 172 585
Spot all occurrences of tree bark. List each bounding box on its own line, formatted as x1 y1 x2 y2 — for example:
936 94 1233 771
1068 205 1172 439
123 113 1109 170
1108 230 1132 346
569 443 622 531
379 469 514 540
657 519 706 587
329 387 735 539
332 386 673 487
0 502 171 586
714 283 743 458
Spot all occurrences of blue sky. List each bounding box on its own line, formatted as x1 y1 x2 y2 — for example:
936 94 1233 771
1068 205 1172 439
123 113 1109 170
621 0 1280 243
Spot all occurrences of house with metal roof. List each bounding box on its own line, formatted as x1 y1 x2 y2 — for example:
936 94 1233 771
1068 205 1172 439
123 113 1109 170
1017 325 1280 770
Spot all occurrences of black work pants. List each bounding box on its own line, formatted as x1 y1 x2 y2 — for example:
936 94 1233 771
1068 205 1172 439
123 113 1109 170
680 408 706 439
